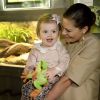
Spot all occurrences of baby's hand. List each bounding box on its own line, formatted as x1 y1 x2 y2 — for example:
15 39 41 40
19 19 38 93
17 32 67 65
46 68 57 82
32 70 37 80
21 71 29 83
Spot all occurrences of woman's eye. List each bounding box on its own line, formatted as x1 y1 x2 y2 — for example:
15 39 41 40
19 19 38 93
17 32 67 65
62 28 71 33
65 29 71 32
61 26 71 33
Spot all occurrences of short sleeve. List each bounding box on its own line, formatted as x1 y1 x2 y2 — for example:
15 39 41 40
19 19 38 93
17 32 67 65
67 38 100 86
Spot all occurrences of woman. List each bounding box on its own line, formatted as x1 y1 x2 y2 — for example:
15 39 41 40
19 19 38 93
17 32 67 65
45 3 100 100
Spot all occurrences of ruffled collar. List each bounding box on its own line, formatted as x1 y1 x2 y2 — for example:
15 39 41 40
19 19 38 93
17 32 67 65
34 42 58 53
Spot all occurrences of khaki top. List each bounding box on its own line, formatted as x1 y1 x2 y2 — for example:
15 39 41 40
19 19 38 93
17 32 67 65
59 33 100 100
24 41 70 75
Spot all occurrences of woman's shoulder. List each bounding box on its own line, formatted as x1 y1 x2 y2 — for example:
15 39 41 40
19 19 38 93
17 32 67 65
86 33 99 40
83 33 100 54
85 33 100 45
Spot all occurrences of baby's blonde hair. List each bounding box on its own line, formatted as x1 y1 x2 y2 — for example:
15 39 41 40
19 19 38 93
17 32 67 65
36 13 61 36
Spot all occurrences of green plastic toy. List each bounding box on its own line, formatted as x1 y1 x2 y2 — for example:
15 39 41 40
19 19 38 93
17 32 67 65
33 60 48 90
27 60 48 90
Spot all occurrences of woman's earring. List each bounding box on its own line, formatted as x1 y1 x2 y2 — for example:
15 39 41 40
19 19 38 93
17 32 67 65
82 36 85 41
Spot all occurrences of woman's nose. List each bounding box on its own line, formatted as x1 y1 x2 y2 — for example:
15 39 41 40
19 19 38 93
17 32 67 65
62 30 67 35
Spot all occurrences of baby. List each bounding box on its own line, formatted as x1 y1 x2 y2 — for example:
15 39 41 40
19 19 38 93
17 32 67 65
21 13 70 100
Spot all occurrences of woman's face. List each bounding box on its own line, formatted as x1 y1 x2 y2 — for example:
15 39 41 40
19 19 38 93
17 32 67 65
39 22 59 47
61 18 86 43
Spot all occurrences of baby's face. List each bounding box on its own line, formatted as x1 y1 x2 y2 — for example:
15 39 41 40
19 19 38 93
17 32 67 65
39 22 59 47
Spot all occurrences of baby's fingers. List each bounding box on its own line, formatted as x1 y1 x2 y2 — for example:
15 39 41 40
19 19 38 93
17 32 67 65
23 78 28 83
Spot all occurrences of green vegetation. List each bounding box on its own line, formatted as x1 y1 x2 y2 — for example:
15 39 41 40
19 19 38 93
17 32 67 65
0 22 37 43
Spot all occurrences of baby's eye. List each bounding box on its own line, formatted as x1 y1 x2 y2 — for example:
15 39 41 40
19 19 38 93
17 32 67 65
52 30 57 33
43 30 48 34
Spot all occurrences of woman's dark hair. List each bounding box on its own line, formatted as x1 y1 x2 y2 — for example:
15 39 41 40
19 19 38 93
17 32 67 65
63 3 96 31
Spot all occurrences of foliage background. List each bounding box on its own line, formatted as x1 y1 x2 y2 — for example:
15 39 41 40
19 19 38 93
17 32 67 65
0 21 37 43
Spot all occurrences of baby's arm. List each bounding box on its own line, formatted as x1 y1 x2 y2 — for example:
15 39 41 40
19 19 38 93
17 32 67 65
46 67 58 82
46 43 70 82
55 42 70 76
21 48 37 83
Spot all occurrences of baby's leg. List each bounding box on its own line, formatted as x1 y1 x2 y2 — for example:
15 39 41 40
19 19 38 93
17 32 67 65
21 80 35 100
30 89 41 99
35 75 61 99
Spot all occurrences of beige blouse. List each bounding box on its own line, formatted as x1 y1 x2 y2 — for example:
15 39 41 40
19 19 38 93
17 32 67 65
59 33 100 100
24 41 70 76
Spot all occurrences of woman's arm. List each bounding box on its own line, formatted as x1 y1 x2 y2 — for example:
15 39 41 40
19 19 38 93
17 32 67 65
45 75 72 100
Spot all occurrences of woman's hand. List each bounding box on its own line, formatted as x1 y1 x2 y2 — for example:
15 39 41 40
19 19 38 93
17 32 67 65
45 75 72 100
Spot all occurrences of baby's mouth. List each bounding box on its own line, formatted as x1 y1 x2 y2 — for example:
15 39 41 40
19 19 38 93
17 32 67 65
46 38 53 42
